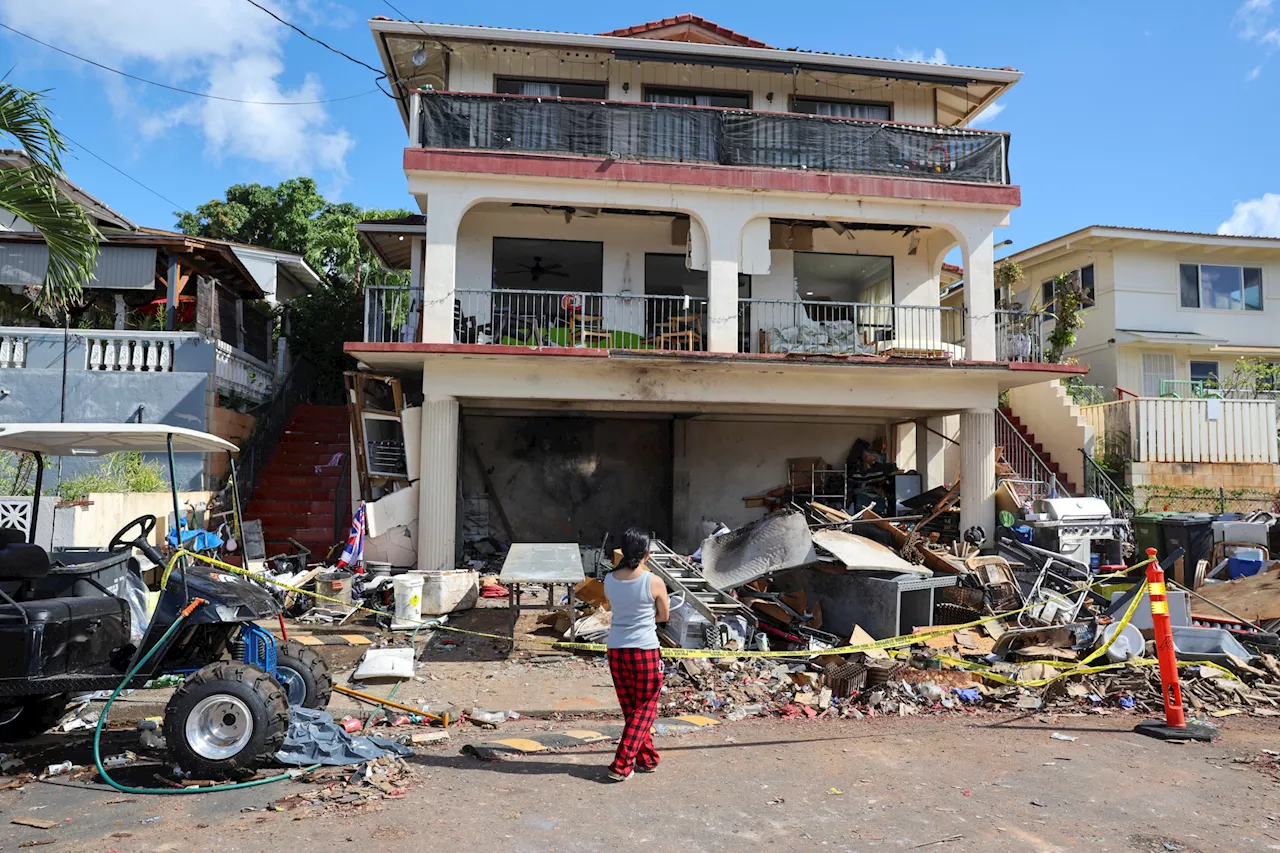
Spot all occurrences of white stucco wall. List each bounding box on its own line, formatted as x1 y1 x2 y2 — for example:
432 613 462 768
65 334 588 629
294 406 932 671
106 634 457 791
673 417 883 549
445 44 941 123
1006 380 1094 488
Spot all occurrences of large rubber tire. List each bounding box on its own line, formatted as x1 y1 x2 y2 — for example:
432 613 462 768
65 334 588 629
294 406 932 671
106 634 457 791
163 663 289 779
274 641 333 710
0 695 67 743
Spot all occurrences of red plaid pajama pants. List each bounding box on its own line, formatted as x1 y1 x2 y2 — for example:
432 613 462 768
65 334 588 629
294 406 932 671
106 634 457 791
607 647 663 775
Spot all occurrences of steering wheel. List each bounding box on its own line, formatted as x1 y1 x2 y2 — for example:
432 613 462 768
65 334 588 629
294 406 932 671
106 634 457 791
109 515 157 554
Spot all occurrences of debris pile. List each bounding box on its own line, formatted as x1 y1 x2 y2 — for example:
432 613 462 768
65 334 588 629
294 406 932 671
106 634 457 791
270 755 420 811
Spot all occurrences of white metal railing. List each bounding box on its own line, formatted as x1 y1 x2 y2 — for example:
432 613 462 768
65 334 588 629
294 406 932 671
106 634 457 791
365 285 422 344
994 310 1046 362
455 289 708 351
995 408 1068 499
0 332 28 368
214 340 272 402
739 298 965 357
1082 397 1279 464
83 331 181 372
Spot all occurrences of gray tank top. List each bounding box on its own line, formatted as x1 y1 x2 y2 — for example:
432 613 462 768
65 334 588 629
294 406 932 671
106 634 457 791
605 571 660 650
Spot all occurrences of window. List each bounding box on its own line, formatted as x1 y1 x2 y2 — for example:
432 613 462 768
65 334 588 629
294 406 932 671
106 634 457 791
1039 263 1094 314
1179 263 1264 311
494 78 607 99
793 252 894 305
644 87 751 109
1190 360 1220 384
1141 352 1176 397
791 97 891 121
491 237 603 292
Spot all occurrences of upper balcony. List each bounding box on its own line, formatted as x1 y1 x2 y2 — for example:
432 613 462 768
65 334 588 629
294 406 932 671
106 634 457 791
410 90 1011 188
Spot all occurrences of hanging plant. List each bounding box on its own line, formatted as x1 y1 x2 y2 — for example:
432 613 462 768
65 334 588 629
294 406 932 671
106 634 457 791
1045 272 1085 363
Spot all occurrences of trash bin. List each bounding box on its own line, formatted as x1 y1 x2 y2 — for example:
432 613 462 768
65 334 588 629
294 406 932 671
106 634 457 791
1133 512 1175 558
1160 514 1214 588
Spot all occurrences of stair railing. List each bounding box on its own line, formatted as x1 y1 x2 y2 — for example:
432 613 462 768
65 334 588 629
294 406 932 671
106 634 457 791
995 408 1070 499
1080 449 1136 519
227 358 317 510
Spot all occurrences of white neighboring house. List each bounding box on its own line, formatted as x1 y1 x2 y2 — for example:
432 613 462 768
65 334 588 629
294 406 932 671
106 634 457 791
1006 226 1280 499
348 14 1083 569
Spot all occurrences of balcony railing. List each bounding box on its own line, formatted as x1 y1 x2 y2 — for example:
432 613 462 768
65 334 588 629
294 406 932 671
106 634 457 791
213 341 273 403
738 298 965 357
1159 378 1280 402
415 91 1010 185
994 309 1045 363
456 289 708 351
365 284 423 344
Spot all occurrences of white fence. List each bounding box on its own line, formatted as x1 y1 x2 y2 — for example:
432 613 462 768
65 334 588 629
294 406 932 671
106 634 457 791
1082 397 1278 464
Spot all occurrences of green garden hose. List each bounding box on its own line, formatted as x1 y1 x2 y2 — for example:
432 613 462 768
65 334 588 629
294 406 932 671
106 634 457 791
92 599 318 795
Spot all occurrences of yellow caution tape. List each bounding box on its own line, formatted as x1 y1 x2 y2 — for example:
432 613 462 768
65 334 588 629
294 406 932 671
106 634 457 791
160 549 1159 664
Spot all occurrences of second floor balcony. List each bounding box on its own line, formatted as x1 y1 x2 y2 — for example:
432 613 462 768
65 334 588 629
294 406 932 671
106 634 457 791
411 91 1011 186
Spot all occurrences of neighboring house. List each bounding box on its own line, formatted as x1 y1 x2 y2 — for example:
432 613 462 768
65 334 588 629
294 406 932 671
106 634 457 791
348 14 1083 569
0 156 320 488
1006 226 1280 499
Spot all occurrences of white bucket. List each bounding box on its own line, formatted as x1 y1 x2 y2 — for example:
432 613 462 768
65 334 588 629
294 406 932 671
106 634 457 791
420 570 480 615
393 573 426 624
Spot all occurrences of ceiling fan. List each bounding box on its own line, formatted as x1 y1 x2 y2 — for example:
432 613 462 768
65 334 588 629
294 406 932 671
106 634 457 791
502 256 569 282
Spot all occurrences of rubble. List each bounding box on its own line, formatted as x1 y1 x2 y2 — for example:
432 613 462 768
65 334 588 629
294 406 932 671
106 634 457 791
270 755 420 812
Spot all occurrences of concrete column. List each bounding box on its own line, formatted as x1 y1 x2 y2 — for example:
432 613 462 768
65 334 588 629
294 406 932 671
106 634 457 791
406 236 424 343
914 416 948 490
422 194 468 344
416 394 459 572
963 228 996 361
702 212 752 353
959 408 996 545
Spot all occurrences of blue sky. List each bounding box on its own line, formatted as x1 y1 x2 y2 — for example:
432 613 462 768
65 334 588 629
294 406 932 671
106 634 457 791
3 1 1280 253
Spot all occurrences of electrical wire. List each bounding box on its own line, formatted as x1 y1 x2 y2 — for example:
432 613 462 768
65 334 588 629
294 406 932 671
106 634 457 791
0 22 378 106
60 132 191 214
241 0 387 77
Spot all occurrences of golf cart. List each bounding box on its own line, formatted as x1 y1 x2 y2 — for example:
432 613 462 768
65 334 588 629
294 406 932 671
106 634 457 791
0 424 331 777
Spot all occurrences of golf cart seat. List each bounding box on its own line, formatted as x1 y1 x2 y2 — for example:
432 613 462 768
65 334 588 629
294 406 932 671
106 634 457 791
0 528 51 584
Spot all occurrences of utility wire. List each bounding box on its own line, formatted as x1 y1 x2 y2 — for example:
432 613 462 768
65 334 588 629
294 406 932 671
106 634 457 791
61 131 191 214
0 21 379 105
242 0 387 77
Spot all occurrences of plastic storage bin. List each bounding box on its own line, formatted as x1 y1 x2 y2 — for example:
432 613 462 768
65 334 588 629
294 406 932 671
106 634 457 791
420 569 479 615
1228 548 1266 579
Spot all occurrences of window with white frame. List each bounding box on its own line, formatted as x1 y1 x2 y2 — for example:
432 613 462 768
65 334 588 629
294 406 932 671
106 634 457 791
1189 360 1220 384
790 97 891 121
1179 263 1263 311
1141 352 1177 397
1040 263 1094 315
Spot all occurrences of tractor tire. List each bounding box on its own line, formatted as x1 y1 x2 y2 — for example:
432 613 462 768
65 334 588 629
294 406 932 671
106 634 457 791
163 663 289 779
273 641 333 709
0 695 67 743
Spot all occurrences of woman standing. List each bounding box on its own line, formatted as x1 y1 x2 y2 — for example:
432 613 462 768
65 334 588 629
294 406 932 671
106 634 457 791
603 527 670 781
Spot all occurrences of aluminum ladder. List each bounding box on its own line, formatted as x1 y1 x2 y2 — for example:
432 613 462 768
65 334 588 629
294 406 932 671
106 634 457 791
647 539 756 627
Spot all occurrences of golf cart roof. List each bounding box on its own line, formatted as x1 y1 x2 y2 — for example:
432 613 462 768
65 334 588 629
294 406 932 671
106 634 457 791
0 424 238 456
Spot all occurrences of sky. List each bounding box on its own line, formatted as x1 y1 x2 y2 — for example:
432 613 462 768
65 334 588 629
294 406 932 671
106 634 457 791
2 0 1280 255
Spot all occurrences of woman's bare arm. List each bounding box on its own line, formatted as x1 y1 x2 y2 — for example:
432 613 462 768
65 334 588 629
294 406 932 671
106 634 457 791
651 574 670 623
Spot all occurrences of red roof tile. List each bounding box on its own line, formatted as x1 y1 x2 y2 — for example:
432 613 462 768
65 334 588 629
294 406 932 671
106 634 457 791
600 14 771 49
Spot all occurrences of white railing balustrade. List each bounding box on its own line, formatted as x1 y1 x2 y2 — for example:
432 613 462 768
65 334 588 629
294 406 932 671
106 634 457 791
214 340 272 403
0 332 28 368
84 332 176 372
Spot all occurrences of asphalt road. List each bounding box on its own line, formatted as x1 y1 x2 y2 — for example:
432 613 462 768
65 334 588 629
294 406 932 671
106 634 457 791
4 713 1279 853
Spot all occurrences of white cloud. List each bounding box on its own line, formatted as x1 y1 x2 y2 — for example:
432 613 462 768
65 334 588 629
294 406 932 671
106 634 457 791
969 101 1006 126
896 47 948 65
1235 0 1280 77
1218 193 1280 236
1249 63 1265 80
0 0 353 181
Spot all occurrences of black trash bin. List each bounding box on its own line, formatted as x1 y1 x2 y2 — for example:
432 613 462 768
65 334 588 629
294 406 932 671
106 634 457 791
1160 514 1214 588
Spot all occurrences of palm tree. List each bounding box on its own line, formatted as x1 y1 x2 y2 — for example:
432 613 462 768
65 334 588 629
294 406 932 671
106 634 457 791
0 84 98 315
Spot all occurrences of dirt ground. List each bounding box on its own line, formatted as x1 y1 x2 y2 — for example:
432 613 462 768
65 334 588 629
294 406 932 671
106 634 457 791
5 713 1280 853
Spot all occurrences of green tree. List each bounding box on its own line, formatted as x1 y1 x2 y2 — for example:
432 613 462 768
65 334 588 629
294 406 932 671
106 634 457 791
0 84 99 315
176 179 413 401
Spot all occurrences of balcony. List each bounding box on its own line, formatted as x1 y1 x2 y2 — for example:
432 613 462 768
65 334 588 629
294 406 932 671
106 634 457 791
364 286 1048 363
413 91 1011 185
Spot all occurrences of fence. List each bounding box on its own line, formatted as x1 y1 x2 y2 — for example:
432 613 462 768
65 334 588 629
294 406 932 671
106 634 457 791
1081 397 1279 464
415 91 1010 185
365 285 422 344
455 289 708 351
739 299 965 357
1159 378 1280 402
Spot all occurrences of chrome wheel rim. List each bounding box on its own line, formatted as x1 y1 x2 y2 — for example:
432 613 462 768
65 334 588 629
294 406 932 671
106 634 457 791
184 695 252 760
275 666 307 706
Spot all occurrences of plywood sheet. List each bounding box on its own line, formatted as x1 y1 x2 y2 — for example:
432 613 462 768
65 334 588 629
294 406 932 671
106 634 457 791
811 529 930 575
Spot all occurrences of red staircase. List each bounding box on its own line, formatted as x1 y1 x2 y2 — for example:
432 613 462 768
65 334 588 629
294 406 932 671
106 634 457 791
997 408 1079 496
243 404 350 558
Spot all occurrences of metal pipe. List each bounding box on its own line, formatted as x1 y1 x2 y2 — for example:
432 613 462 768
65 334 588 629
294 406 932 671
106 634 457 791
166 433 189 604
228 452 244 545
28 452 43 546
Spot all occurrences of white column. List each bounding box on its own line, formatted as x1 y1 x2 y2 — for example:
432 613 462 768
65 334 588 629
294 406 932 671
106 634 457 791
914 416 947 491
406 236 424 343
422 193 468 344
700 210 751 354
417 394 459 572
959 408 996 544
963 228 996 361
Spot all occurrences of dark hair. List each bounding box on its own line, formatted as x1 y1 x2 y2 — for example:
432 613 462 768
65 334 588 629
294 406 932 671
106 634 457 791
618 527 651 570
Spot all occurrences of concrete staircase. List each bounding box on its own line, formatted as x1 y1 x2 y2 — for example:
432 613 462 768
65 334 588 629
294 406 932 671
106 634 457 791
997 407 1079 496
243 404 349 557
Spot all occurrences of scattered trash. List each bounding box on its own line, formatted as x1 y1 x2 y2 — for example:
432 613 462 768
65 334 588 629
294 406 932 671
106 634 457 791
1050 733 1078 742
11 817 57 829
42 762 72 778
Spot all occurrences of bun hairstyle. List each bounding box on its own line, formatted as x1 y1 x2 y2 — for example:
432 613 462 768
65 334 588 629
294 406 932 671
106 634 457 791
618 527 651 570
